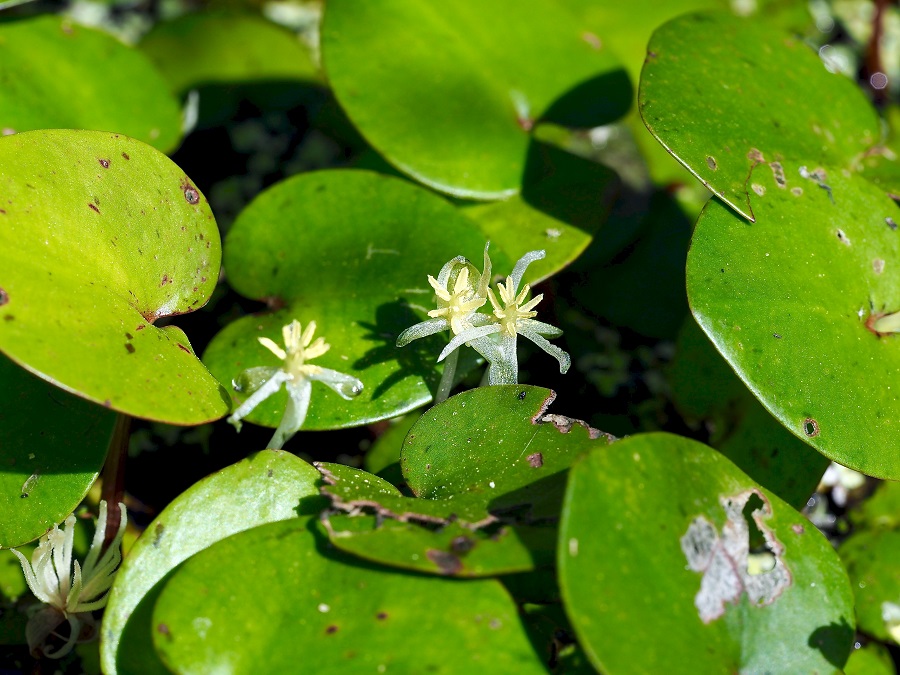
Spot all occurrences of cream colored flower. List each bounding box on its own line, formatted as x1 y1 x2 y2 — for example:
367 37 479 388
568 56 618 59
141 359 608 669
438 250 570 384
12 501 126 658
229 320 363 449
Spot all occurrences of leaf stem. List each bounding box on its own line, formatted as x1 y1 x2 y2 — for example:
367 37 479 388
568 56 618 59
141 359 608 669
100 414 130 553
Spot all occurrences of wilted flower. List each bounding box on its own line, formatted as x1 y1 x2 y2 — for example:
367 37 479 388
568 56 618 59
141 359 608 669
12 501 126 658
229 320 363 449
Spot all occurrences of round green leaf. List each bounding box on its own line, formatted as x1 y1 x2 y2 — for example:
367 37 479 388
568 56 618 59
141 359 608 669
0 129 229 424
203 170 500 430
322 0 631 199
320 514 555 577
101 450 323 675
402 386 615 521
139 12 319 95
0 354 116 547
560 432 855 674
669 319 828 509
151 518 547 673
639 11 880 220
0 16 181 152
840 529 900 643
687 159 900 477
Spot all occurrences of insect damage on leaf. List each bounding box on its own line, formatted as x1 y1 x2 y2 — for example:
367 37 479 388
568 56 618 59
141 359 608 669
680 489 791 623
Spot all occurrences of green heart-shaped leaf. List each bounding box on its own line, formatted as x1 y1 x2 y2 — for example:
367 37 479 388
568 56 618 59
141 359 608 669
687 159 900 477
0 354 116 548
0 16 181 152
322 0 631 198
402 386 614 521
150 518 547 673
0 130 229 424
560 433 855 673
203 170 500 431
101 450 322 675
639 11 880 220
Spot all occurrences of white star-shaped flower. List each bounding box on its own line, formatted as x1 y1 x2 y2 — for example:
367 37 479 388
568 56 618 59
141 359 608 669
229 320 363 449
437 250 570 384
12 501 126 658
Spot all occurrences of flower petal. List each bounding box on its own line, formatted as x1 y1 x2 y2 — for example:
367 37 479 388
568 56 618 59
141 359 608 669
228 370 292 432
309 368 364 400
519 327 571 374
437 324 502 362
258 337 287 361
269 379 312 449
396 318 449 346
508 249 545 291
518 318 562 337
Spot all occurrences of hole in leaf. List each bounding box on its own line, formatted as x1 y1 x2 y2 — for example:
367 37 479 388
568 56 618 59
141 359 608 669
803 418 819 437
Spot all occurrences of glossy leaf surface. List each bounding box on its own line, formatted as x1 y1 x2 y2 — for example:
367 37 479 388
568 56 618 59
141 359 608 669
101 450 322 675
139 12 319 95
0 354 116 547
0 16 181 152
402 386 614 521
669 319 828 508
321 514 555 577
322 0 630 198
151 518 547 673
687 160 900 477
560 433 854 674
639 11 880 220
0 130 228 424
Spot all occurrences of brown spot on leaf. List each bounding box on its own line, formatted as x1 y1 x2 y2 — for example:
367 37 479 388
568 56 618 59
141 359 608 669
88 203 100 214
706 156 717 171
122 152 130 160
527 453 544 468
376 612 388 621
581 32 602 49
325 625 339 635
791 524 805 535
450 536 475 555
125 343 135 354
769 161 786 188
160 274 170 286
136 324 145 331
157 623 171 638
176 343 191 354
98 158 110 169
182 181 200 205
427 549 463 575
